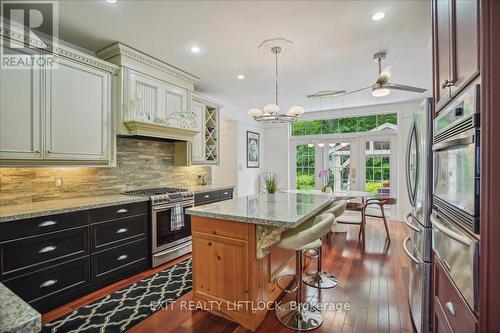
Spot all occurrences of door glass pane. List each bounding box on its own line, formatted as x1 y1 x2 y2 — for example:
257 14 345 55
326 142 351 191
365 140 391 195
296 144 315 189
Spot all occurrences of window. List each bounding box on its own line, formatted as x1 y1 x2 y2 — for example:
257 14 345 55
291 113 397 136
296 144 315 189
326 143 351 191
365 140 391 195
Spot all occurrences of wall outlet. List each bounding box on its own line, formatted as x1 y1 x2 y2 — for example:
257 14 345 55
55 178 63 188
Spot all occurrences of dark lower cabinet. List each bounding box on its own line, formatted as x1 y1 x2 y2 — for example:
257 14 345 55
92 238 148 281
0 200 150 313
3 257 90 307
194 187 234 206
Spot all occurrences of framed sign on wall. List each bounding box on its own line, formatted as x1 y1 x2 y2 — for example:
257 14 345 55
247 131 260 168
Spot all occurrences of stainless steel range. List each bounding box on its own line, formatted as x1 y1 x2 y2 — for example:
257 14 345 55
124 187 194 267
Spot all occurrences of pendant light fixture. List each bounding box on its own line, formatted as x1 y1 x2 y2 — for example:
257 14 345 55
248 38 305 123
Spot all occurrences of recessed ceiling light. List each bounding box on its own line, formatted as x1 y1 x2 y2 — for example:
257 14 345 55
190 46 201 54
105 0 117 3
372 12 385 21
237 74 245 80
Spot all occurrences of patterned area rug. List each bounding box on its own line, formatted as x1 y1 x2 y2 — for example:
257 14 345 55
43 258 192 333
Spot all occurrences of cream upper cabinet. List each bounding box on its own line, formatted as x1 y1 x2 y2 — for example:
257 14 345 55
45 57 111 161
127 70 188 123
0 30 118 166
0 42 42 160
191 100 206 163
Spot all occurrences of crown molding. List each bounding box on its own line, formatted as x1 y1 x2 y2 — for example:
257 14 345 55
0 26 119 74
97 43 200 85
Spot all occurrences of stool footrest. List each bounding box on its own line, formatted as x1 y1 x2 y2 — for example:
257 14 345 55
275 273 299 293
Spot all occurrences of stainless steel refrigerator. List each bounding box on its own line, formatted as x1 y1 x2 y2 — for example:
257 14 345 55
403 98 433 333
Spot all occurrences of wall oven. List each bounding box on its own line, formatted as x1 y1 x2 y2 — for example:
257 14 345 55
433 84 480 234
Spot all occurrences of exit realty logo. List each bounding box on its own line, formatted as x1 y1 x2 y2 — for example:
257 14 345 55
1 1 58 69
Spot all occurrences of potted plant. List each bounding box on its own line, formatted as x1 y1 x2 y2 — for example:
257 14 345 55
318 168 333 193
262 173 279 194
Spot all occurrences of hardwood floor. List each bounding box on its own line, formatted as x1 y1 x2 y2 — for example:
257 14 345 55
43 218 415 333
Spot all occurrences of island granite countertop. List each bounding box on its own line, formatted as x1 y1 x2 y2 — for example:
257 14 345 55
0 194 149 223
186 191 333 228
0 282 41 333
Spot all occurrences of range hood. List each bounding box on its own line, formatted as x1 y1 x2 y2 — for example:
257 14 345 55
97 43 201 142
123 120 199 142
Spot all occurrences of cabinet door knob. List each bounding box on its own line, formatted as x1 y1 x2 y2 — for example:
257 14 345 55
117 254 128 261
39 245 57 254
39 220 57 227
445 301 456 316
40 279 57 288
116 208 128 214
116 228 128 234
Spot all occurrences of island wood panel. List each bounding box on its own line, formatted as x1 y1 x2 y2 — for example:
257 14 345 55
191 216 295 331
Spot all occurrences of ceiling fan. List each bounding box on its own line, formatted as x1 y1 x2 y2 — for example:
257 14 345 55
307 51 427 99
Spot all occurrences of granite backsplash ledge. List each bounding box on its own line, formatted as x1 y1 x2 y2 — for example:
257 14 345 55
0 137 211 206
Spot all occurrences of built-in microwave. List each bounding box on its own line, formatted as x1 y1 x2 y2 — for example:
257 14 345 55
433 84 480 234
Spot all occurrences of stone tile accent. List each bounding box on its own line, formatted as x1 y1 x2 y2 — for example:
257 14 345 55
0 138 211 206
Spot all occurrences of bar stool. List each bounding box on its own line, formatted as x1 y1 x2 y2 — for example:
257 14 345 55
275 213 335 330
302 200 347 289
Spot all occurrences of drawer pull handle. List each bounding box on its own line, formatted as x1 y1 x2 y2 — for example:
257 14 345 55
116 208 128 214
116 228 128 234
445 301 456 316
39 245 57 253
223 192 229 195
39 220 57 227
117 254 128 261
40 279 57 288
203 195 210 198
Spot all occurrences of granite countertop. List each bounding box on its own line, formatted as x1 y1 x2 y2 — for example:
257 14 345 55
0 283 41 333
186 192 333 228
187 184 235 194
0 194 149 223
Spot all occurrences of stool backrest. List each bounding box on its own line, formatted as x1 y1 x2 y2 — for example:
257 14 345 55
279 213 335 250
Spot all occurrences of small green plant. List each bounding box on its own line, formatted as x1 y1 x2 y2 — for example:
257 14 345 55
262 173 279 194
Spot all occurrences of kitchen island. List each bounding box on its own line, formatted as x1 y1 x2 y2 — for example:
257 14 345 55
186 192 333 331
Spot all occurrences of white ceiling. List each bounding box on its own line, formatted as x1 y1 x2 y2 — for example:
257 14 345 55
57 0 432 114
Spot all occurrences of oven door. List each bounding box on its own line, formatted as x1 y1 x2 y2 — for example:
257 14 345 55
152 201 193 253
433 127 480 232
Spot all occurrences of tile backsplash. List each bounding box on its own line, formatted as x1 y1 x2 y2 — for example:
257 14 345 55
0 137 211 206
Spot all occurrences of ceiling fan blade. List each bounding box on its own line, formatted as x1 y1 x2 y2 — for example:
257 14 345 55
389 83 427 93
377 65 392 84
341 86 372 96
307 90 347 98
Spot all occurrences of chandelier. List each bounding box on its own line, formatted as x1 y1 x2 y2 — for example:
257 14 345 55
248 39 305 123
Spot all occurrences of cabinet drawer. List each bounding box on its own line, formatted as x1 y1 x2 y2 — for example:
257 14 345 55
219 188 233 200
89 201 148 223
2 257 90 303
91 239 147 281
195 191 220 205
433 255 477 333
91 215 147 250
0 227 89 277
0 210 88 241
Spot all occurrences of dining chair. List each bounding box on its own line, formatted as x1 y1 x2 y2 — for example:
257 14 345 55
363 197 397 242
335 200 367 242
